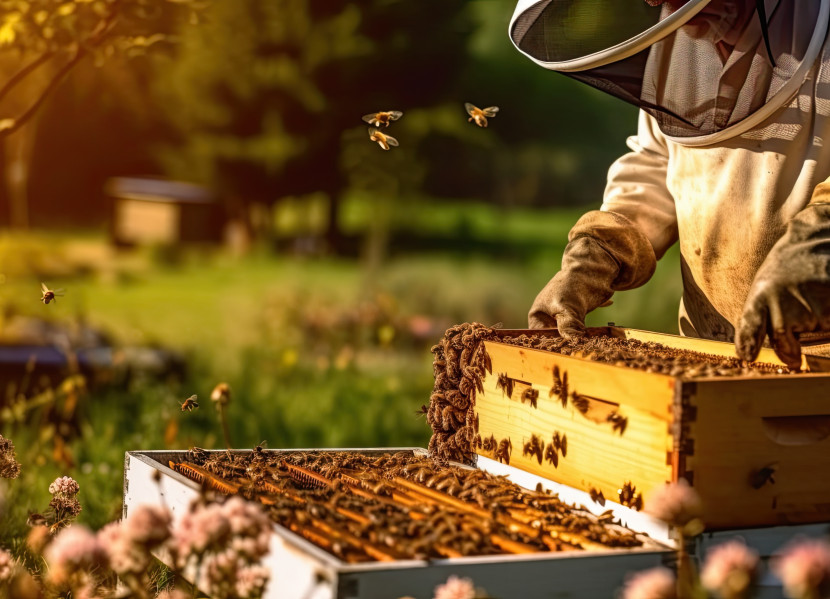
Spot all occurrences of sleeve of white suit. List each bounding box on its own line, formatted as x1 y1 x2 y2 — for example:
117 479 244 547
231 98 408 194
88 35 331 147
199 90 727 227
601 110 679 260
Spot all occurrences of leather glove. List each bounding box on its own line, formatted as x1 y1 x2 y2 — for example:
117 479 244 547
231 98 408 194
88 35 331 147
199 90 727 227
528 210 657 337
736 197 830 370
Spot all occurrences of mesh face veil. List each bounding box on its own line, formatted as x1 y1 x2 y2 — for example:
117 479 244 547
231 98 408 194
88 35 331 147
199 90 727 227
510 0 829 145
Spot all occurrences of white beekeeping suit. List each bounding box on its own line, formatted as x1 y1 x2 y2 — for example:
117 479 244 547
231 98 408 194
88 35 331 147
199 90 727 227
511 0 830 368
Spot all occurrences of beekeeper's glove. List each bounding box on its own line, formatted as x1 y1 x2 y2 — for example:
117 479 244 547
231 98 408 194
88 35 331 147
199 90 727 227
528 210 657 337
736 190 830 370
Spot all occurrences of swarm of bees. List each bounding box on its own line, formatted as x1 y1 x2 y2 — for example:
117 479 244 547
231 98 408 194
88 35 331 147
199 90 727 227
363 102 501 152
363 110 402 151
465 103 499 128
40 283 65 305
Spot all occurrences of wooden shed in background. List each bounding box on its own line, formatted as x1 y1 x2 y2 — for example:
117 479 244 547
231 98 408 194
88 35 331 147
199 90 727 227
106 177 224 246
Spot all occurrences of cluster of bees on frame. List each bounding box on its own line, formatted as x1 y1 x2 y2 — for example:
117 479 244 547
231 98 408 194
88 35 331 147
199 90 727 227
363 103 499 151
168 448 646 560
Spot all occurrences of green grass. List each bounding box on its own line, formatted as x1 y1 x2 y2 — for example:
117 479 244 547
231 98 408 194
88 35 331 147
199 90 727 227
0 204 683 545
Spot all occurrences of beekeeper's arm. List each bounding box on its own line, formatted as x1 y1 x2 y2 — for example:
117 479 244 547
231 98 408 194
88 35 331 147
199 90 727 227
736 183 830 369
529 111 678 335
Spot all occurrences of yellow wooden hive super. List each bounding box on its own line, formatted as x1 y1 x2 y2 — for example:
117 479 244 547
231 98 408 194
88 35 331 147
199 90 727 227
430 325 830 531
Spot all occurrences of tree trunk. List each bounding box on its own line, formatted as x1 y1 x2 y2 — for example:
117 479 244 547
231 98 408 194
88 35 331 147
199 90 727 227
325 191 343 254
4 124 37 229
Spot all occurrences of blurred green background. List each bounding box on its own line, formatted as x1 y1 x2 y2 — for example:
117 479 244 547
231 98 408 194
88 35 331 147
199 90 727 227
0 0 682 542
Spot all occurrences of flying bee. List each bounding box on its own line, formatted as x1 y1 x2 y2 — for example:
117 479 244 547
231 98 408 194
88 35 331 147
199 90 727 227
362 110 403 128
368 128 399 151
40 282 65 305
465 102 499 128
180 394 199 412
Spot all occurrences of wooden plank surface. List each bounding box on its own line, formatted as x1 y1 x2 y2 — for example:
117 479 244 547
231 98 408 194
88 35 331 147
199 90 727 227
688 377 830 529
475 341 675 506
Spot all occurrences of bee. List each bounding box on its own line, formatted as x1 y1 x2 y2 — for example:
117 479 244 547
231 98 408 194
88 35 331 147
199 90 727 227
211 382 231 405
180 394 199 412
749 463 778 489
415 404 428 417
521 388 539 409
544 443 559 468
617 481 643 510
362 110 403 128
496 373 514 398
589 487 606 506
368 128 399 151
465 102 499 128
40 282 65 305
607 411 628 435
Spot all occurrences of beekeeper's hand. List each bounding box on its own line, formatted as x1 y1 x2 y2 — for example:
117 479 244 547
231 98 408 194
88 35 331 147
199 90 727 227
736 194 830 370
528 211 657 337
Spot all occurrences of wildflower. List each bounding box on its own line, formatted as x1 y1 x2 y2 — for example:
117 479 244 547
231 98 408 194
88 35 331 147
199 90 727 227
49 476 80 497
211 382 232 405
44 525 107 585
0 435 21 479
772 538 830 599
49 494 82 519
235 565 270 598
434 575 476 599
619 567 678 599
701 540 760 599
644 480 703 532
122 504 172 547
0 548 16 581
222 496 271 560
98 521 146 575
172 502 231 560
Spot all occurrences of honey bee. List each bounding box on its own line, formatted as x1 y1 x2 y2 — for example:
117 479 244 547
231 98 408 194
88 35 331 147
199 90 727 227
40 282 65 305
368 128 399 151
465 102 499 128
496 373 514 398
589 487 606 506
180 394 199 412
521 388 539 409
362 110 403 128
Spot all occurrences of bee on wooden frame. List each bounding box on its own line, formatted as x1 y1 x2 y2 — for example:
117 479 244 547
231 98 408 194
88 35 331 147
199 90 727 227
465 103 499 128
589 487 606 506
496 373 513 398
40 282 65 305
362 110 403 128
521 388 539 409
368 128 399 151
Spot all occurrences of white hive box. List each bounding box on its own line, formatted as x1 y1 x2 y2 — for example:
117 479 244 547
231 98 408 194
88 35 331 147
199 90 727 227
123 448 671 599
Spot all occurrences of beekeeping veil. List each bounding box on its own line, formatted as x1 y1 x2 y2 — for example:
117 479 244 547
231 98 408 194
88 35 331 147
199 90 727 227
510 0 829 145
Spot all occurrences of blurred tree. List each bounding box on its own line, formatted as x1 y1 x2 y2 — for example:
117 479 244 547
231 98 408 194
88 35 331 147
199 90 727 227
151 0 472 252
0 0 204 228
421 0 640 209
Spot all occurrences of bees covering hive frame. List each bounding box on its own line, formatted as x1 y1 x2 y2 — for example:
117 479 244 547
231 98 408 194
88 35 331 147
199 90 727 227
167 448 654 563
426 323 804 465
428 323 830 529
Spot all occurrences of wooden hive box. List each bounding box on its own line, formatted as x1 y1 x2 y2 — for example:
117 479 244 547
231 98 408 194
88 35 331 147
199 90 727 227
472 327 830 530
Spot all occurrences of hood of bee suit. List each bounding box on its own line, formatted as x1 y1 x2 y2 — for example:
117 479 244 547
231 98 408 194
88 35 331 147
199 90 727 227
509 0 829 146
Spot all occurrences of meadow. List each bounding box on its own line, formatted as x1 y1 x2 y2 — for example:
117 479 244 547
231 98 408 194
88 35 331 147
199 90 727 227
0 199 683 545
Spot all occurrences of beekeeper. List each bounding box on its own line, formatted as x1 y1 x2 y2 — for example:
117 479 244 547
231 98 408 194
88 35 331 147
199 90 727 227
512 0 830 369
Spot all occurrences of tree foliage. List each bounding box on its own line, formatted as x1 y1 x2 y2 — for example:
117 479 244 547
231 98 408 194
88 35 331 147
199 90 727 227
0 0 204 137
152 0 472 245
